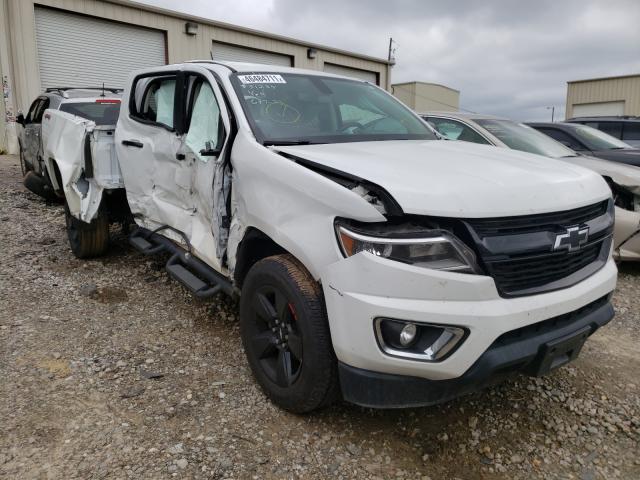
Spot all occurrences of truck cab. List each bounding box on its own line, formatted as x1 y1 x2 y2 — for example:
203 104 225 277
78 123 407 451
43 62 617 412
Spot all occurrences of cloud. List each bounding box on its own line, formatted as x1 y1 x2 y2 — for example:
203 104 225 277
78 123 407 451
140 0 640 120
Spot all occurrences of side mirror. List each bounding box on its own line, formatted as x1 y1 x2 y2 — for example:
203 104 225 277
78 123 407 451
16 113 25 126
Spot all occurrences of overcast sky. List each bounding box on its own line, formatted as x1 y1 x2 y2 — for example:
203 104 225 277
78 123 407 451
140 0 640 121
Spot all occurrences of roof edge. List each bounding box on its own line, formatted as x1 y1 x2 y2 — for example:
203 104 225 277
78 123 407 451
391 81 460 93
100 0 391 65
567 73 640 84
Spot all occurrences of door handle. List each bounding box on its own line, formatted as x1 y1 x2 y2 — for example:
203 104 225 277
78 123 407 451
122 139 143 148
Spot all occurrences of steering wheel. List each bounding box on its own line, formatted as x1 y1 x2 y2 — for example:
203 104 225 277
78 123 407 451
339 121 363 133
354 116 391 133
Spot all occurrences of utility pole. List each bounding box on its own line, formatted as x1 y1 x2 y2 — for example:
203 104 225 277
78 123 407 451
546 106 555 122
388 37 396 65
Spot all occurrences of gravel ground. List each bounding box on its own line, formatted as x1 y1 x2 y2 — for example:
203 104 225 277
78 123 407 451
1 153 639 480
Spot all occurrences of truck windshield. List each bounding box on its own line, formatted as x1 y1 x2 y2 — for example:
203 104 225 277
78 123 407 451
59 101 121 125
475 119 577 158
231 73 436 145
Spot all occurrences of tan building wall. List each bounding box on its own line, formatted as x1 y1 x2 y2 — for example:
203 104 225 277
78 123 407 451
566 74 640 119
391 81 460 112
1 0 390 153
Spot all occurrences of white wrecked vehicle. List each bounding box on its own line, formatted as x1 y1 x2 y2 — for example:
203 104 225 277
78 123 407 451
42 62 617 412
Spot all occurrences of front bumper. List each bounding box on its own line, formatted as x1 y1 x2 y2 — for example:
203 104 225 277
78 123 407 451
321 252 617 383
338 295 613 408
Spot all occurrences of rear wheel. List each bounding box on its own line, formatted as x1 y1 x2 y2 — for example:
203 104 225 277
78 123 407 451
240 254 339 413
19 146 28 176
64 202 109 258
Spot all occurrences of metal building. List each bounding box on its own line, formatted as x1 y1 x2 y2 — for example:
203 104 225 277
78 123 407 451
566 73 640 119
391 81 460 113
0 0 391 153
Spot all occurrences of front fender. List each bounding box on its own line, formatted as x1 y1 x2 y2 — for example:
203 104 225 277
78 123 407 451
228 133 387 280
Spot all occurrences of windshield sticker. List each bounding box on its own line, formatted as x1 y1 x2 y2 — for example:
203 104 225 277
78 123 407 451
238 74 287 84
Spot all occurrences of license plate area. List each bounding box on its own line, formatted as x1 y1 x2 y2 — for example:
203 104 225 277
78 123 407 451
532 325 591 376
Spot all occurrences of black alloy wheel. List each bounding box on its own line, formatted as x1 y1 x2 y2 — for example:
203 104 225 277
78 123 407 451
248 285 303 387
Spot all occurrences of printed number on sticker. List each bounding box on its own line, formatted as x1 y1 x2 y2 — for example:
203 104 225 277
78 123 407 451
238 74 287 84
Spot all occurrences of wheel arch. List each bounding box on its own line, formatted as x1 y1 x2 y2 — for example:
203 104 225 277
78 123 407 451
44 156 64 197
234 227 292 289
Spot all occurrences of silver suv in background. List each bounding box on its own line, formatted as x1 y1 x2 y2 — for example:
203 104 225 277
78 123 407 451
16 87 121 199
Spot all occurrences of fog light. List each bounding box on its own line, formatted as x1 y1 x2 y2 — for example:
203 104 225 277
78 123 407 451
374 318 466 362
400 323 417 346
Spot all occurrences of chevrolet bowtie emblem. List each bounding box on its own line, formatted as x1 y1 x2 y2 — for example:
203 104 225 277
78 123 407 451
553 226 589 252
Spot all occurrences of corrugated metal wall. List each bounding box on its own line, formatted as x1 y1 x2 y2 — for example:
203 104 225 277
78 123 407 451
566 76 640 118
392 82 460 112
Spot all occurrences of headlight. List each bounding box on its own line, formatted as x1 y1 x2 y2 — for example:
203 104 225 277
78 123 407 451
335 223 479 273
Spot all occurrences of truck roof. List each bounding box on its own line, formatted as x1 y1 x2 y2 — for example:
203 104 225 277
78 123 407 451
185 60 372 82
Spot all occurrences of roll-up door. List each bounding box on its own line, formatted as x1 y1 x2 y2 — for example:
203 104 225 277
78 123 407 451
34 7 166 90
572 101 625 117
212 42 293 67
323 63 378 84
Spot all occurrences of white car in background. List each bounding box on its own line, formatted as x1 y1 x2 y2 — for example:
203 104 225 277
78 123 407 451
422 112 640 261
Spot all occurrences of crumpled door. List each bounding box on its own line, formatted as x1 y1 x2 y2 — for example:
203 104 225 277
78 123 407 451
179 72 233 271
116 73 195 238
116 67 232 272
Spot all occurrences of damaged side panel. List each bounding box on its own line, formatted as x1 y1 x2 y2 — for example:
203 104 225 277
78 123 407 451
114 66 233 273
42 109 122 222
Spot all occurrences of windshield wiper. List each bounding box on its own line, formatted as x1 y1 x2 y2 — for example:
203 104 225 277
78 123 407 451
263 140 317 146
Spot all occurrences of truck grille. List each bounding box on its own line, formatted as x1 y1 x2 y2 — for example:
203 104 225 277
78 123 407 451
464 200 613 297
484 242 604 295
468 200 608 237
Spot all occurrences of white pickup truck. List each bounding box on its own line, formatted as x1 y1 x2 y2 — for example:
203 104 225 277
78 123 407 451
42 61 617 412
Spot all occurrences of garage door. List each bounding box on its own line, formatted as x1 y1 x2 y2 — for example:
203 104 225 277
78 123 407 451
323 63 378 85
212 42 292 67
573 101 625 117
35 7 166 90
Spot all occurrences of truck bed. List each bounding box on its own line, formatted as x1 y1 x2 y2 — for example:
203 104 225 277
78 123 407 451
42 109 123 222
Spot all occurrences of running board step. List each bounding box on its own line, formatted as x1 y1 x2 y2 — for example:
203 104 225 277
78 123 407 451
167 263 207 292
130 234 165 255
128 227 233 299
166 255 222 298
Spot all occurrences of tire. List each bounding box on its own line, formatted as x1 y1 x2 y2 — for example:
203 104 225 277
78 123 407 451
240 254 339 413
19 146 28 176
64 202 109 259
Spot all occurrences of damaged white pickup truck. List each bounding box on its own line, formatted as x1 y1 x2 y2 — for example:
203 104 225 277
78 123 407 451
42 62 618 412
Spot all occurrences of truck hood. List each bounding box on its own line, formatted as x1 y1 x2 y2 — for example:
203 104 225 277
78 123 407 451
276 140 611 218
